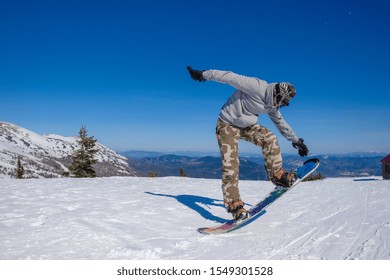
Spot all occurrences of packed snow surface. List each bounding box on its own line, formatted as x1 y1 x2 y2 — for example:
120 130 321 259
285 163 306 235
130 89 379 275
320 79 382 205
1 176 389 260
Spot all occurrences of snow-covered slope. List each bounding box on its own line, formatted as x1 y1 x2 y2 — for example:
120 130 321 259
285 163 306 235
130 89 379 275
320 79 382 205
0 122 135 178
1 176 389 260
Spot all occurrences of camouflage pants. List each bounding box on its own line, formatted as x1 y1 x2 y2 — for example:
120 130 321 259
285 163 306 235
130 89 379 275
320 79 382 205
216 118 283 207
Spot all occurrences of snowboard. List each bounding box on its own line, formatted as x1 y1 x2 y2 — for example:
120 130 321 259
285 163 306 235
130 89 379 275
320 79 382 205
197 158 320 234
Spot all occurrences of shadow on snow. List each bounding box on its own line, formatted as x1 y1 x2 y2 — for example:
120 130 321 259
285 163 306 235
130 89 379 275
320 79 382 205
145 191 230 224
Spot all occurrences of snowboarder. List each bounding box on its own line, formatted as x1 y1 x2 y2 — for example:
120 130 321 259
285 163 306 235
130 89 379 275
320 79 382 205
187 66 309 221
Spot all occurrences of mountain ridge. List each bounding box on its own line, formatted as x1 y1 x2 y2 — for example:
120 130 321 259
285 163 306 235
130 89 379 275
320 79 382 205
0 122 136 178
124 152 386 179
1 122 386 179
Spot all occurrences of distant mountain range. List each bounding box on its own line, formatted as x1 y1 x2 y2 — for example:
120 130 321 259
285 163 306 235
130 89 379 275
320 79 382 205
0 122 135 178
123 151 387 179
1 122 387 180
126 154 267 180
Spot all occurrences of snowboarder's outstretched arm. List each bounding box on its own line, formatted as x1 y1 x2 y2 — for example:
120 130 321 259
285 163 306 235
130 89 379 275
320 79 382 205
268 109 299 143
187 66 268 97
268 109 308 156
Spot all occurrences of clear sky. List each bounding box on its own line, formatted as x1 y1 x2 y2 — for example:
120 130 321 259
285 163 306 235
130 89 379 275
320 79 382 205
1 0 389 155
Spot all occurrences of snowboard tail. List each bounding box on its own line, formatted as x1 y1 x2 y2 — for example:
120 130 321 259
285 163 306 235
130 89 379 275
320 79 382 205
198 158 320 234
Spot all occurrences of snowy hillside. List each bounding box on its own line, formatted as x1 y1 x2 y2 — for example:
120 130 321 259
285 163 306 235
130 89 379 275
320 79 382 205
0 122 135 178
1 176 389 260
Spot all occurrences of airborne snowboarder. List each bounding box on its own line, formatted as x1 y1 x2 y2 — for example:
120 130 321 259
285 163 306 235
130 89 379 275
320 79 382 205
187 66 309 222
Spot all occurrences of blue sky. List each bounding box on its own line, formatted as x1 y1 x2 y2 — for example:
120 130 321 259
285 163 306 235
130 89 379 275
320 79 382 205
1 0 389 154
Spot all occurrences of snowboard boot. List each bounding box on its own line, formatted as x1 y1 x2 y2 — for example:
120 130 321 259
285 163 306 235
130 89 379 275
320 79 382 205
227 200 249 222
272 168 297 188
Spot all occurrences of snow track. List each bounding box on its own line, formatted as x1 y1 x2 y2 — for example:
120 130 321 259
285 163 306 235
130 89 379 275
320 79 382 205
1 176 389 260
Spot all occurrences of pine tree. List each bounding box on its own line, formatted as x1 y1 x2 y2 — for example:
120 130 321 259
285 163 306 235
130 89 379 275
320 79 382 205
68 126 99 178
179 168 187 177
15 157 25 179
148 171 158 177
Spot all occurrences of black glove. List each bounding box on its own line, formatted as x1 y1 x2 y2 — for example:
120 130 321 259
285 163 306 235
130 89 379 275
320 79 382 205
292 138 309 157
187 66 205 82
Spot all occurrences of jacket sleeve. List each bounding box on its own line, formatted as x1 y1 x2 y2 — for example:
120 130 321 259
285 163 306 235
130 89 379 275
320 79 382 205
268 109 299 143
202 70 268 96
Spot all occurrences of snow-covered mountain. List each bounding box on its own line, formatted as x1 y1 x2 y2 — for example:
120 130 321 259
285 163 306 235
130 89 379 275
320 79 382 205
0 122 136 178
0 176 389 259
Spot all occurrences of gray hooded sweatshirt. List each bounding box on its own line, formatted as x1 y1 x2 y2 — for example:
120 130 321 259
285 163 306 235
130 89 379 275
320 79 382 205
202 69 299 143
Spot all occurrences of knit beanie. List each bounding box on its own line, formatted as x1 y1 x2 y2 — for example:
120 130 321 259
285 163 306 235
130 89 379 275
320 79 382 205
274 82 296 107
